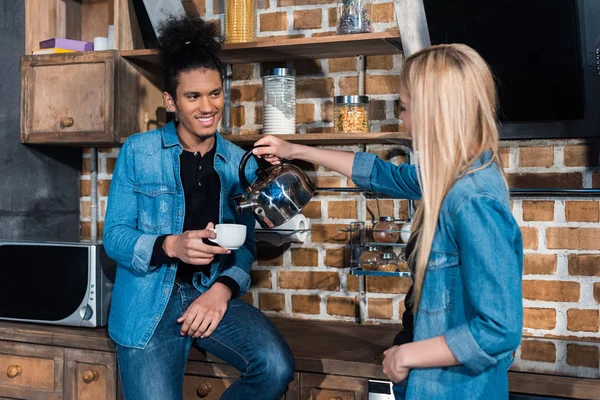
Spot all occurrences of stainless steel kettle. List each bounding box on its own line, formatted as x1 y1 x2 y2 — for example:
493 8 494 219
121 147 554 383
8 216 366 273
234 146 315 229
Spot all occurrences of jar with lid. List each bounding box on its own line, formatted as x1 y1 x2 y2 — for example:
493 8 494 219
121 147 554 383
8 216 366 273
263 68 296 135
397 248 409 272
377 248 398 272
359 246 381 270
225 0 256 44
337 0 372 35
333 95 369 133
373 216 400 243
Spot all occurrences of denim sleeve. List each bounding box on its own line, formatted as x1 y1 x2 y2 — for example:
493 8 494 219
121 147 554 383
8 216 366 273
351 152 421 200
444 194 523 375
103 139 159 274
218 157 258 296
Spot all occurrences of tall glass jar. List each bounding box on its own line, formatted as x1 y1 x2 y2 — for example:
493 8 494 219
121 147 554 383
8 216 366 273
337 0 372 35
225 0 256 44
359 246 381 270
373 216 400 243
333 95 369 133
263 68 296 135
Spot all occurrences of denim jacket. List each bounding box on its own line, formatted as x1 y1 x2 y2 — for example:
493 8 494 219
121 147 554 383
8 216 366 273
103 121 257 349
353 151 523 399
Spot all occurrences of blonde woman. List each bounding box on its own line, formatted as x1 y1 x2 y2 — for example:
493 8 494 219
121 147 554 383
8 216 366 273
253 44 523 399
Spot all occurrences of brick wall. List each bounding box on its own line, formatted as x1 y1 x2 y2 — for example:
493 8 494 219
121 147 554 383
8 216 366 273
78 0 599 377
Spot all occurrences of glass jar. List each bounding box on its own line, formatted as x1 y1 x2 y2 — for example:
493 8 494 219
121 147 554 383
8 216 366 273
225 0 256 44
333 95 369 133
377 248 398 272
263 68 296 135
337 0 372 35
373 216 400 243
359 246 381 270
397 248 409 272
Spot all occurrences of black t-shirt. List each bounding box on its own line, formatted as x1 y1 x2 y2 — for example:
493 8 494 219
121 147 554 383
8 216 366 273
150 143 239 296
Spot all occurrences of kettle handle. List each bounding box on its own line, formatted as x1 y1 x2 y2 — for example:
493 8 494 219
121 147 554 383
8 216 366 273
239 145 269 192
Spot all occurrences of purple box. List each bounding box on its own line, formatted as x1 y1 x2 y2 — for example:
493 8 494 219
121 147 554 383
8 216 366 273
39 38 94 52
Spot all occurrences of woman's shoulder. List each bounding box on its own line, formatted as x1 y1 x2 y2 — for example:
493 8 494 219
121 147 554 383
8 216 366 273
443 162 510 216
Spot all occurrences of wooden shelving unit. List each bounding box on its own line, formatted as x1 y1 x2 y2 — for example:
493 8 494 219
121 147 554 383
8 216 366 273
122 32 403 65
223 131 410 146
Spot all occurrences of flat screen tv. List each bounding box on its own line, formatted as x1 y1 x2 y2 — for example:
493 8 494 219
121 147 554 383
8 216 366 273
422 0 600 139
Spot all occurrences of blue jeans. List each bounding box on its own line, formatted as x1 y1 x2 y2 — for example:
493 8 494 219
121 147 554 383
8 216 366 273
116 282 295 400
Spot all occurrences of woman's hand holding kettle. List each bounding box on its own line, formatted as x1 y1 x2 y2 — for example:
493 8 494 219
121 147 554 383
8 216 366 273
252 135 296 164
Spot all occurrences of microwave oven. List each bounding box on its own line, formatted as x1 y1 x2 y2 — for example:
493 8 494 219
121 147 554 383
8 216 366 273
0 241 115 327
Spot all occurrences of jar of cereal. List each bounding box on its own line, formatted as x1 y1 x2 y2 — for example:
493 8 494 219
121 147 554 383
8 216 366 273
333 95 369 133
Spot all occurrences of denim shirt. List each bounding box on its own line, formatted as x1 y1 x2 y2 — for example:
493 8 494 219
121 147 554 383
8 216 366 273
353 151 523 399
103 121 258 349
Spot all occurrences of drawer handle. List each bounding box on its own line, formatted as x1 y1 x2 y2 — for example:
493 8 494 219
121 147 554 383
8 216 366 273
60 117 74 128
82 369 99 384
7 365 22 379
196 382 212 398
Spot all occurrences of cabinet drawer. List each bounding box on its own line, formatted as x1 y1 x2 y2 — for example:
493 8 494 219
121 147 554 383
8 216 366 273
65 348 117 400
183 375 233 400
21 52 116 144
300 373 368 400
0 340 63 399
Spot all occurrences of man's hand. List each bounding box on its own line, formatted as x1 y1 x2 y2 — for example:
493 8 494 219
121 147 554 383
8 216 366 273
177 282 232 338
164 222 230 265
382 345 411 383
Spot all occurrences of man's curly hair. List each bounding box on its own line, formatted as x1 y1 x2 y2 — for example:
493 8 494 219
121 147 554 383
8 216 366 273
158 15 223 98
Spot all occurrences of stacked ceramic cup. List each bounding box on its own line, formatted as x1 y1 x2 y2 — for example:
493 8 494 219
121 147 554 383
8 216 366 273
263 68 296 135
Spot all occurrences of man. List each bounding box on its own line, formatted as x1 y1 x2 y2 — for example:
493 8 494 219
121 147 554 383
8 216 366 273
103 15 294 400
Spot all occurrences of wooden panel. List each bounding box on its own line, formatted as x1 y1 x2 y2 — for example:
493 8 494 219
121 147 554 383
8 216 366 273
114 0 144 51
300 373 367 400
508 371 600 400
225 132 410 147
0 340 63 400
82 0 113 43
21 51 116 145
24 0 59 54
183 375 232 400
65 348 117 400
121 32 403 64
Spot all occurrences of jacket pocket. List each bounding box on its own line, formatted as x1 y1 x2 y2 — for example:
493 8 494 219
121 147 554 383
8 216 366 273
134 183 176 233
419 251 459 315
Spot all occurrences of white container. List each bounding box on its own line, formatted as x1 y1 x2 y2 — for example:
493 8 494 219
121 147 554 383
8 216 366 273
263 68 296 135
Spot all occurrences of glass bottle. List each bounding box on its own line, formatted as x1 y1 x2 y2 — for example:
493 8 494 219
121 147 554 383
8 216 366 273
337 0 372 35
397 248 409 272
225 0 256 44
333 95 369 133
359 245 381 270
373 216 400 243
263 68 296 135
377 248 398 272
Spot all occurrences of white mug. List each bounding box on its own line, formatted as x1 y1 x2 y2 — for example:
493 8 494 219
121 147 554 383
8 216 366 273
208 224 247 250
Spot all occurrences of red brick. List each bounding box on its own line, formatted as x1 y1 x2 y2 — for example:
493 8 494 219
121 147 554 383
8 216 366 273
519 147 554 168
372 2 395 22
292 59 323 76
302 200 322 219
565 201 599 222
326 296 357 317
259 293 285 311
567 309 599 332
328 200 358 219
324 248 346 268
563 145 599 167
232 63 254 81
522 201 554 221
297 78 335 99
231 84 262 102
329 57 357 72
595 283 600 304
278 271 340 290
498 148 510 169
568 255 600 277
339 76 358 95
106 157 117 175
520 340 556 363
291 248 318 266
257 247 284 266
522 280 580 302
366 55 393 70
566 344 600 368
328 7 337 27
250 270 272 288
292 294 321 314
230 105 245 127
523 254 557 275
366 276 412 294
521 227 538 250
260 12 287 32
368 298 393 319
279 0 335 5
311 223 358 243
293 9 322 30
506 173 582 189
297 103 315 124
523 308 556 330
547 228 600 250
366 75 401 95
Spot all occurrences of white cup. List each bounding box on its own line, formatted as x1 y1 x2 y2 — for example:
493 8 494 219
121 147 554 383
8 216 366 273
208 224 247 250
93 36 108 51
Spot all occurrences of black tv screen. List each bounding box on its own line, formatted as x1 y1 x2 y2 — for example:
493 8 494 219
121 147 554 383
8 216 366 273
423 0 585 123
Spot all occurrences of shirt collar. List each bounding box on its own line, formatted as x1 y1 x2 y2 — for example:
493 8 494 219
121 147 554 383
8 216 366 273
161 121 229 162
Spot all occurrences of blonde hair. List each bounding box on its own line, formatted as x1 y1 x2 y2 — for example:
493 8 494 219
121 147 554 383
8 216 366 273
401 44 504 312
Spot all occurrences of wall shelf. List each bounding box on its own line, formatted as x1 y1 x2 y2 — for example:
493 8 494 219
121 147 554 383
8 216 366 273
225 131 410 146
121 32 403 65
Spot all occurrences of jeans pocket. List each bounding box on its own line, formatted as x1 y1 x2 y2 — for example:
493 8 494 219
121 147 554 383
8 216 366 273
420 251 459 315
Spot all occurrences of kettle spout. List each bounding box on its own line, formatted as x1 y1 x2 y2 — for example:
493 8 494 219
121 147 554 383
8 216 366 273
235 198 258 214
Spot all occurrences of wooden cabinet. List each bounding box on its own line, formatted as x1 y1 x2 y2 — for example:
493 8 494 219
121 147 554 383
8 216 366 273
299 374 368 400
21 51 164 146
0 340 63 400
64 349 117 400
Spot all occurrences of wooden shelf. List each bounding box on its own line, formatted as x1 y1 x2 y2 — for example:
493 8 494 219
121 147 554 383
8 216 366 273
223 131 411 146
121 32 403 65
